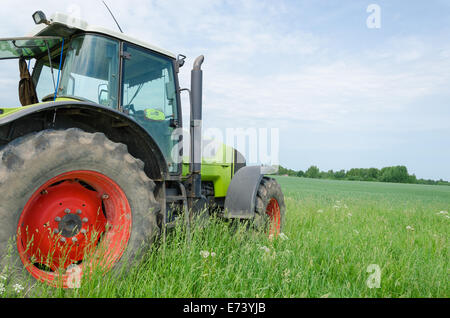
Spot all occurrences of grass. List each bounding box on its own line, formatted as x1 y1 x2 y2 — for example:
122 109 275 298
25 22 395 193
1 176 449 297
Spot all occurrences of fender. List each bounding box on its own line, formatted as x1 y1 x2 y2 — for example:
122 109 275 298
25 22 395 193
0 101 168 180
224 165 263 219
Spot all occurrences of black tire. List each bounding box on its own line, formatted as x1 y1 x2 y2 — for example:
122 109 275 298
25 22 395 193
0 128 160 288
254 177 286 234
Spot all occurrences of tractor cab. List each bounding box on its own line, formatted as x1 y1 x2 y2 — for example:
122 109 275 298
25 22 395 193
0 12 182 172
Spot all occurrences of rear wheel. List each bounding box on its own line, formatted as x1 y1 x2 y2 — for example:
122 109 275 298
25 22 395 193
0 128 160 288
254 177 286 236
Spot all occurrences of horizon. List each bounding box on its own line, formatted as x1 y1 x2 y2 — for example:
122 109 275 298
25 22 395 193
278 163 449 182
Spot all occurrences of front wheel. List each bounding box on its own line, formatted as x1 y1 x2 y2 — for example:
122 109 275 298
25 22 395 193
254 177 286 236
0 129 160 288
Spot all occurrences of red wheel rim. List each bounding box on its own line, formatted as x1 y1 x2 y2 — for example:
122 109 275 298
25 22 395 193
266 198 281 236
17 170 131 288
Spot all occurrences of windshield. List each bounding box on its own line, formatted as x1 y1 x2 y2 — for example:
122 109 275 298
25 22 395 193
40 34 120 107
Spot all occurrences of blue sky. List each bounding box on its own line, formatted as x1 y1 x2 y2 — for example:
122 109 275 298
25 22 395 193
1 0 449 180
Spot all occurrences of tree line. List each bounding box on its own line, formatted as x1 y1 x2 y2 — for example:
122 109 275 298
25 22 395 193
277 165 450 186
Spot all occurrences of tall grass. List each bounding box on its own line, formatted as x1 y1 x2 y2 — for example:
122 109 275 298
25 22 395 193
1 177 448 297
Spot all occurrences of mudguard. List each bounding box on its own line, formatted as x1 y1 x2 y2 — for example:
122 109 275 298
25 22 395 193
224 165 263 219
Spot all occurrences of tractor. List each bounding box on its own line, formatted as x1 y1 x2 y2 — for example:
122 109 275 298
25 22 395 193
0 11 285 288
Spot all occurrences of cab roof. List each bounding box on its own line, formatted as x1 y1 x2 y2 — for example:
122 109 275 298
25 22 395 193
29 12 176 59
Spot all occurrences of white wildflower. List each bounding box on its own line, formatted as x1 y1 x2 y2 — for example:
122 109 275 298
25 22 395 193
0 283 5 294
210 252 216 257
333 205 340 209
200 250 210 258
0 274 6 281
406 225 414 231
279 233 289 241
13 283 24 293
259 246 270 253
66 264 82 289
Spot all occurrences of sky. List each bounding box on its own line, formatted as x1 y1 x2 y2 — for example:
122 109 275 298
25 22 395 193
1 0 449 180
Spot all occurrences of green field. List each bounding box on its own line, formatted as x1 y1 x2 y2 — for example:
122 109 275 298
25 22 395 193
1 176 449 298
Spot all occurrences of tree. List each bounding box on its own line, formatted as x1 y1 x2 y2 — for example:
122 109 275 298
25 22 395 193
334 169 346 179
305 165 320 179
379 166 409 183
368 168 380 180
408 174 417 184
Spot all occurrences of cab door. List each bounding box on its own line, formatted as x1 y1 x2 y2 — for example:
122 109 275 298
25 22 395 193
121 43 181 173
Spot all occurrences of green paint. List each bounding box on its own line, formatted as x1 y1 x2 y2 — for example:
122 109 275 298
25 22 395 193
182 142 235 198
0 98 87 119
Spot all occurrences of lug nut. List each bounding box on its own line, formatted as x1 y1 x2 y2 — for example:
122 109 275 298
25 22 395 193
55 216 61 222
102 194 109 200
76 209 82 214
64 208 71 214
82 217 88 223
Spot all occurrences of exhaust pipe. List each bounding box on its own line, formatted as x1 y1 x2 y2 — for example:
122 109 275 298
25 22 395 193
190 55 204 200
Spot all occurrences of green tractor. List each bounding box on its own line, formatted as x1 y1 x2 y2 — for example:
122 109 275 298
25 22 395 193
0 11 285 288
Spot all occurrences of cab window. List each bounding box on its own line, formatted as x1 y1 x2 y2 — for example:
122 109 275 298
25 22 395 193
121 43 179 172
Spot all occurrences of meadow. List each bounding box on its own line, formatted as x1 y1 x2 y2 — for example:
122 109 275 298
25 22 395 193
1 176 449 298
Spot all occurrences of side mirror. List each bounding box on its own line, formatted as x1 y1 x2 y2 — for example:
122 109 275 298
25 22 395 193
175 54 186 73
177 54 186 68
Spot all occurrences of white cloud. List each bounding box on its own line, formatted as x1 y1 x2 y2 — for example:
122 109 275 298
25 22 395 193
203 56 450 130
1 1 449 128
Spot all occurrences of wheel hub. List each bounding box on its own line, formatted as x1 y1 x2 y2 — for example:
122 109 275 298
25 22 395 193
58 213 82 238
